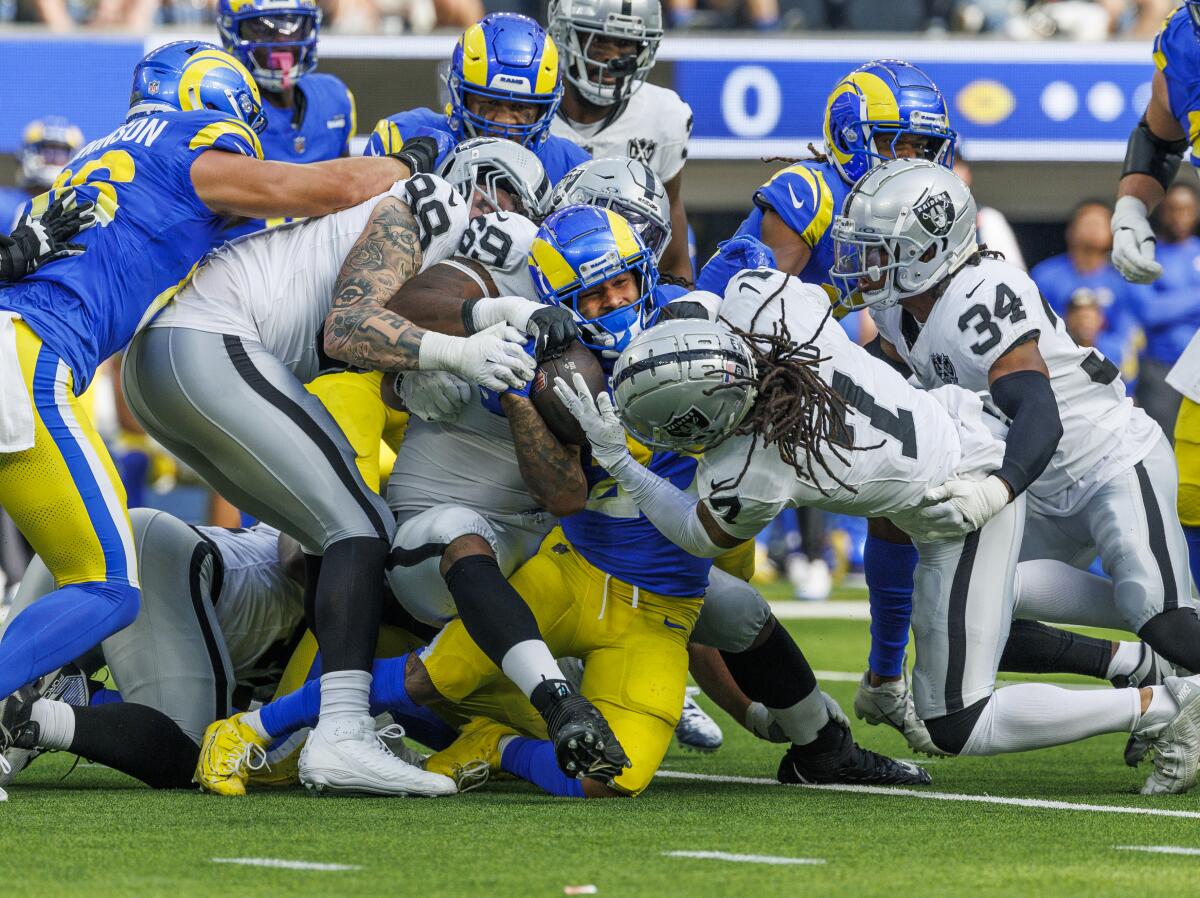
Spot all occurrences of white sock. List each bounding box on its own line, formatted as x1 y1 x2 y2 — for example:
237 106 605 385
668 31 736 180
1106 642 1144 681
30 698 75 751
1134 685 1180 737
240 709 270 741
767 689 831 747
960 684 1139 756
500 639 566 700
316 670 372 726
1014 559 1129 630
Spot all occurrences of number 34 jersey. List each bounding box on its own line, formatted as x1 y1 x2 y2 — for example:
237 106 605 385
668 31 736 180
1 110 263 393
872 257 1161 516
700 270 1003 540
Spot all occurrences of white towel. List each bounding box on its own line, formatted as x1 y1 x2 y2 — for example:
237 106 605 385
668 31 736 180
0 312 34 453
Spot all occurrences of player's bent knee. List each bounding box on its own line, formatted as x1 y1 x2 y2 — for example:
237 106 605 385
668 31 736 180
440 533 496 576
404 652 442 705
1179 480 1200 528
923 697 990 756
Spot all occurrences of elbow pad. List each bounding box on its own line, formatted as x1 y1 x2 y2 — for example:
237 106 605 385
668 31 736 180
1123 118 1187 192
989 369 1063 497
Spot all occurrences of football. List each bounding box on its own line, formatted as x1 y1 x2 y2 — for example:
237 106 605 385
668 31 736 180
528 340 607 446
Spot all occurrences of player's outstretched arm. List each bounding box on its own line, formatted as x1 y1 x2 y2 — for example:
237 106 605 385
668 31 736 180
191 152 409 221
501 394 587 517
759 208 813 276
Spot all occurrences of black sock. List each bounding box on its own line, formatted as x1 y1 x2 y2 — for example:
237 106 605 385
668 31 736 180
1140 607 1200 673
1000 619 1110 678
69 703 199 789
313 537 387 673
302 552 323 631
721 617 818 709
444 554 545 670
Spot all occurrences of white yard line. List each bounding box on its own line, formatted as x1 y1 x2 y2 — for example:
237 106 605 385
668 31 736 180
210 858 361 871
664 851 825 866
654 771 1200 820
771 601 871 620
1113 846 1200 856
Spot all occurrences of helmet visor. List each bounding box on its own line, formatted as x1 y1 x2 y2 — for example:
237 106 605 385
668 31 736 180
831 218 906 310
238 13 316 43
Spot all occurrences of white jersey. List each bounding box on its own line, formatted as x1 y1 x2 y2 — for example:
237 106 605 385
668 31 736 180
700 270 1003 541
154 174 470 383
550 83 693 183
871 257 1160 516
1167 329 1200 403
198 524 304 688
388 209 541 516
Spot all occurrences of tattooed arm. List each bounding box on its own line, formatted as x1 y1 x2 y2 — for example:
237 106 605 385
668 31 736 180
501 393 587 517
323 195 429 371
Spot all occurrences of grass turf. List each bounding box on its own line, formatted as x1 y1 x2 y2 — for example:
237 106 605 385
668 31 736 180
6 616 1200 898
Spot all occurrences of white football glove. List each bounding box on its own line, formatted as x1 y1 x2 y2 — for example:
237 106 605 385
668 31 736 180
396 370 471 423
551 372 630 470
919 475 1011 536
1111 195 1162 284
418 323 534 392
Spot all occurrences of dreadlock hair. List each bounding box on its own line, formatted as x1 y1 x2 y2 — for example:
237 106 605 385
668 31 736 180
708 275 881 496
762 143 830 168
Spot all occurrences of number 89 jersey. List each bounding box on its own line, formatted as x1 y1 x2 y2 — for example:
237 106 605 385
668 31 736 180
871 257 1161 515
2 111 263 393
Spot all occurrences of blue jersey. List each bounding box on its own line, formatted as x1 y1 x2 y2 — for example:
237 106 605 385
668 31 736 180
0 110 262 393
225 73 355 239
1155 7 1200 163
1136 236 1200 365
563 439 712 598
702 159 849 301
364 107 590 184
0 187 29 235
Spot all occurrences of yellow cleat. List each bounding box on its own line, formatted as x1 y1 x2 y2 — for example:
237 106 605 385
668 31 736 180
247 741 301 789
195 713 269 796
424 717 517 793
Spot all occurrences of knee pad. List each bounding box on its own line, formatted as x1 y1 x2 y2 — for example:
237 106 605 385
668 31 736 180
387 507 498 625
923 696 990 756
1179 481 1200 529
693 568 772 653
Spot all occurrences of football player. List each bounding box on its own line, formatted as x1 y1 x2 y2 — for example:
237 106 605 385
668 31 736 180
0 41 424 759
0 117 84 234
217 0 357 237
557 264 1200 794
123 145 577 795
546 0 694 283
364 14 589 184
1111 3 1200 597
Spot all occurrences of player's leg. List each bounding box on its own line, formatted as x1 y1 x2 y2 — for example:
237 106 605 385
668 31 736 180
0 322 139 709
1175 397 1200 589
122 328 448 796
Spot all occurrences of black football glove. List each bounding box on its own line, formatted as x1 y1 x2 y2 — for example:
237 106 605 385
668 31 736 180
526 306 580 360
661 300 712 321
390 134 451 176
0 191 95 282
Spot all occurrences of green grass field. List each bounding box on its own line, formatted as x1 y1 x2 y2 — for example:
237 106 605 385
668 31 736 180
8 613 1200 898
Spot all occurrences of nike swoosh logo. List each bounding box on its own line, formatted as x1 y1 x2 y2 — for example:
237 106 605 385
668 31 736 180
663 617 687 630
787 183 805 209
965 279 985 298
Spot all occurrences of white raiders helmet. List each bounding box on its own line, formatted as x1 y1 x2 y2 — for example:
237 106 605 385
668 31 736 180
548 0 663 107
611 318 757 452
831 158 976 312
438 136 553 221
550 157 672 261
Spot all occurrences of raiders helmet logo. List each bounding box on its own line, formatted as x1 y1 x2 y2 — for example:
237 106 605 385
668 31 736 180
627 138 657 164
914 191 955 237
663 406 711 439
931 353 958 384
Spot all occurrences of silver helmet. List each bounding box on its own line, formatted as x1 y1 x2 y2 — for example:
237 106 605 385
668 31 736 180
438 136 553 221
831 158 976 312
611 318 757 452
550 157 671 261
548 0 663 107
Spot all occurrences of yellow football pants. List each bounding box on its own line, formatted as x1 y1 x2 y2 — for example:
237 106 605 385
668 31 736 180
1176 397 1200 528
423 527 703 796
305 370 407 494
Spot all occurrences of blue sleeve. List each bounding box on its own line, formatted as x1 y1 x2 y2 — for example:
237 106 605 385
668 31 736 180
752 165 836 248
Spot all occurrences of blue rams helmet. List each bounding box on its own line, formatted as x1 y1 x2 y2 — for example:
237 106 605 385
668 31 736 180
128 41 267 135
447 13 564 149
217 0 321 94
822 59 955 185
18 116 84 190
529 205 659 355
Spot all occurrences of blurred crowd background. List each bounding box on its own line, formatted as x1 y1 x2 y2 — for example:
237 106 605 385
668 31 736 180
0 0 1180 36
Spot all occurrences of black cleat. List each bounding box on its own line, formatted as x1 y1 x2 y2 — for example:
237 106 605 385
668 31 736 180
0 665 89 786
778 720 931 787
533 680 631 784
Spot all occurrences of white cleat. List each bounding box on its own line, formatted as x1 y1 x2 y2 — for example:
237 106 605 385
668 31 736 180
1141 675 1200 795
853 670 949 757
299 717 457 797
0 755 8 801
675 688 723 753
